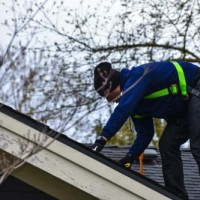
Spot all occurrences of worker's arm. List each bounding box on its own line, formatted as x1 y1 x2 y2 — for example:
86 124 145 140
119 117 154 169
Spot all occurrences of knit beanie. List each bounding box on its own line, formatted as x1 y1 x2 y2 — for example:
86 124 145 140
94 62 120 97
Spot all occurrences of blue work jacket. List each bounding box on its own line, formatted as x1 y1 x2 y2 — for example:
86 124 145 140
101 61 200 158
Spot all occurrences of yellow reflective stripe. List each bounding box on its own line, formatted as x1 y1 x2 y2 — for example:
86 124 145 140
143 88 169 99
170 61 188 96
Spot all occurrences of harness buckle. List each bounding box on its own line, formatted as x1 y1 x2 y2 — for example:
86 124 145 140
170 84 179 95
170 84 189 100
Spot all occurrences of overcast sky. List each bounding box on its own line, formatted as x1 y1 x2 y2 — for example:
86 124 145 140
0 0 96 48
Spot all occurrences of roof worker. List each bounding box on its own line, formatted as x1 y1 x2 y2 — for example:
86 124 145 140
92 60 200 200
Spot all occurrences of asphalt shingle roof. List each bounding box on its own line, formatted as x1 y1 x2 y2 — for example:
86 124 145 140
101 145 200 200
0 103 199 200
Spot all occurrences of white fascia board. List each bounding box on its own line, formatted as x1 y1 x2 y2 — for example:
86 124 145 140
0 112 170 200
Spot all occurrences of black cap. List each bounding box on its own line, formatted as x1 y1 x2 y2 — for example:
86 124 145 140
94 62 120 97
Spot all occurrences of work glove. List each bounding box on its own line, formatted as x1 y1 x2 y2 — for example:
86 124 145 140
91 136 107 153
119 153 134 169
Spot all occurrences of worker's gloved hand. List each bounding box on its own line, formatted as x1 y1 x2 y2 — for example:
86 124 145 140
91 136 107 153
119 153 134 169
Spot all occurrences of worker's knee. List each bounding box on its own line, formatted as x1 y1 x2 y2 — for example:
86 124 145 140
159 137 179 157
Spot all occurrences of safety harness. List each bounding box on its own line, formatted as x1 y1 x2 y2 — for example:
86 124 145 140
134 61 200 174
144 61 188 100
134 61 200 119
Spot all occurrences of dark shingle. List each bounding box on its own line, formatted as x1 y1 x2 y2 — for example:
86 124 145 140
101 146 200 200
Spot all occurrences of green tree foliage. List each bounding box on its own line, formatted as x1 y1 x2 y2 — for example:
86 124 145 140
152 118 166 147
108 118 136 145
93 117 166 147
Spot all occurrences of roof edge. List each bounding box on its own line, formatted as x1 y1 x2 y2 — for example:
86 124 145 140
0 103 183 200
